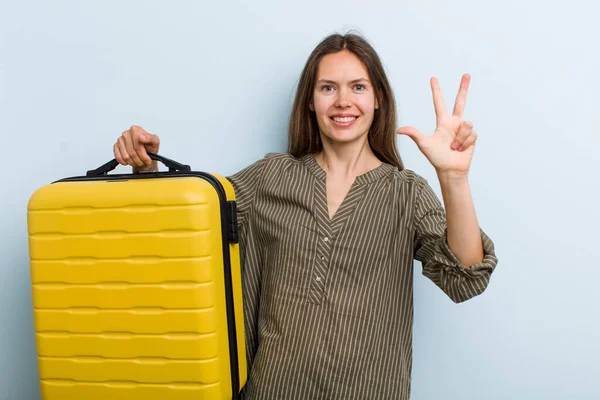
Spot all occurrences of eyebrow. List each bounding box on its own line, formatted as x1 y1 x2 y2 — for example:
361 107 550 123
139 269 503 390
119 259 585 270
317 78 371 85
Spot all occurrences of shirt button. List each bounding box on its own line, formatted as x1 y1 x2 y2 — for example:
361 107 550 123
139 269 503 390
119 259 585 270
321 256 325 261
323 237 329 242
316 277 322 282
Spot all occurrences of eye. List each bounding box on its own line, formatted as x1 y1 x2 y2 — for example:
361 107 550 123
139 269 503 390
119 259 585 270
320 85 335 93
353 84 367 92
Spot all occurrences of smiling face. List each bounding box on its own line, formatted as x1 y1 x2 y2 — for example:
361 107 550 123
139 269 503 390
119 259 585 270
310 50 379 147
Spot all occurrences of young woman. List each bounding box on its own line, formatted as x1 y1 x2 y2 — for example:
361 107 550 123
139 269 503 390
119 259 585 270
114 33 498 400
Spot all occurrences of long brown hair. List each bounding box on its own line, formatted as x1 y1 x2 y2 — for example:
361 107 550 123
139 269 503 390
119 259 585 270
288 33 404 170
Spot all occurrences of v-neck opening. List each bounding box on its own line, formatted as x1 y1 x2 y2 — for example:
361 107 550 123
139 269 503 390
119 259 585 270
302 153 391 185
328 180 360 223
301 152 395 229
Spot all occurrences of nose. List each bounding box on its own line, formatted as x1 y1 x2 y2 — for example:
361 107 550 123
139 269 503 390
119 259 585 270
334 88 352 108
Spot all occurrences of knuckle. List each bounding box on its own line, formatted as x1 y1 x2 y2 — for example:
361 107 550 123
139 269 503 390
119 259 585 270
131 125 146 136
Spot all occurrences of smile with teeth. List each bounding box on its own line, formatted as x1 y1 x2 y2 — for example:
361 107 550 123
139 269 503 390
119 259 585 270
332 116 357 123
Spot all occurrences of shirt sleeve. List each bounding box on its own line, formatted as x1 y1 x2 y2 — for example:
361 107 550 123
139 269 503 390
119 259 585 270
226 157 265 394
226 157 265 229
413 177 498 303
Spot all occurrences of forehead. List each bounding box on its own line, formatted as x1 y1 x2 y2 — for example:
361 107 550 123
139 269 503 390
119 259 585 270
316 50 369 80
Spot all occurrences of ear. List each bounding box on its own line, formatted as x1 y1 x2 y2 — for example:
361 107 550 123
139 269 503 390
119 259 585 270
375 98 379 110
309 102 314 111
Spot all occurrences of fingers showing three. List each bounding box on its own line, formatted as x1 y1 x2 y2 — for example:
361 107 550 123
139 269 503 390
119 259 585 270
431 74 471 123
396 125 423 140
452 121 476 151
452 74 470 118
430 77 446 124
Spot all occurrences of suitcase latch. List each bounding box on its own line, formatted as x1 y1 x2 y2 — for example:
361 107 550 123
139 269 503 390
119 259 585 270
225 201 239 244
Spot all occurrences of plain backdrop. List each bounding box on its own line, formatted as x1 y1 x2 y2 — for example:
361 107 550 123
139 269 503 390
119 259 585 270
1 0 599 399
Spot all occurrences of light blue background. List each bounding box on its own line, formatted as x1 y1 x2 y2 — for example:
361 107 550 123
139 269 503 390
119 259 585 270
2 1 599 399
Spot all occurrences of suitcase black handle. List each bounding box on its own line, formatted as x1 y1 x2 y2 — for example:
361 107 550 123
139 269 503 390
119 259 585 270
86 153 192 176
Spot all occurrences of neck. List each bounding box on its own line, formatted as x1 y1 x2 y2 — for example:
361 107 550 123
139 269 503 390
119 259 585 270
316 135 381 178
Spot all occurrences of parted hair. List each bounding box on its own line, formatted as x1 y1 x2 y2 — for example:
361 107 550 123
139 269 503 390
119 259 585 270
287 33 404 170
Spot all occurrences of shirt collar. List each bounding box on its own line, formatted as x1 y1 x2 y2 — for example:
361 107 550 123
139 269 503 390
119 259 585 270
301 153 396 185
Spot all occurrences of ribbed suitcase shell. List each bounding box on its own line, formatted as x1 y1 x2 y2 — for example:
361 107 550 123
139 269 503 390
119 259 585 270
27 171 246 400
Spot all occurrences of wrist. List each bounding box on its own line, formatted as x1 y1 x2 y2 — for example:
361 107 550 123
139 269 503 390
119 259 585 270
436 170 471 198
435 169 469 183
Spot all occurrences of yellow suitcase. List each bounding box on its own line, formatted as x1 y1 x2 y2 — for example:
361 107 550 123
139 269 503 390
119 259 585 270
27 153 247 400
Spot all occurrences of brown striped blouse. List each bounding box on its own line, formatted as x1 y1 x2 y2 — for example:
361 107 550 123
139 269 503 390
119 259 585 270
227 152 498 399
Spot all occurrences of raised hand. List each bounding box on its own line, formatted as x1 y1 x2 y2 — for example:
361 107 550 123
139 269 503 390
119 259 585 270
396 74 478 177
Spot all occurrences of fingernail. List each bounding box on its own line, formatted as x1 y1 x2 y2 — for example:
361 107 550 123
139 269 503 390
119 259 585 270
451 142 459 150
458 145 464 151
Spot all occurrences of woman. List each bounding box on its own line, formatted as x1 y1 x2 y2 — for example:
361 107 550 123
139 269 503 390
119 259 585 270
114 33 498 399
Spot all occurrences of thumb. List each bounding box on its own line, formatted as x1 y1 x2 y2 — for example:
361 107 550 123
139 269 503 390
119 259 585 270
138 133 154 143
396 126 424 145
138 133 160 147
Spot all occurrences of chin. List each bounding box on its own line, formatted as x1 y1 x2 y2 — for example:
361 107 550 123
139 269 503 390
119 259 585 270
322 129 368 145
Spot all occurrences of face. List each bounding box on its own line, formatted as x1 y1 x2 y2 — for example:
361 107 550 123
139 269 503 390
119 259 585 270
310 50 378 147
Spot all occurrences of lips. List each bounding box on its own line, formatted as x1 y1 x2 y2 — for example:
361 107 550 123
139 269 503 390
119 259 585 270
330 115 359 127
332 116 356 123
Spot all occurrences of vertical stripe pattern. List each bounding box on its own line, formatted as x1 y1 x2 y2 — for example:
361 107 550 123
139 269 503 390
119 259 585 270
227 153 498 400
